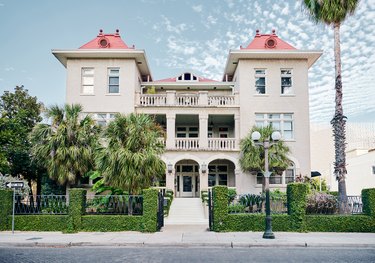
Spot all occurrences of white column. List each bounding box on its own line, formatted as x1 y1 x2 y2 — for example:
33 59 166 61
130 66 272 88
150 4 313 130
200 171 208 192
234 114 240 149
198 91 208 106
165 167 175 194
199 113 208 149
233 91 240 105
234 169 241 193
166 90 176 106
135 91 141 106
166 114 176 149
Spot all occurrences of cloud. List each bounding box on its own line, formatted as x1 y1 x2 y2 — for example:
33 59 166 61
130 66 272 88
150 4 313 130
192 5 202 13
161 15 188 35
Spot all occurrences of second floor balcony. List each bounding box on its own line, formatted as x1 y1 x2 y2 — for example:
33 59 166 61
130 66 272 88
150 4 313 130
136 90 239 108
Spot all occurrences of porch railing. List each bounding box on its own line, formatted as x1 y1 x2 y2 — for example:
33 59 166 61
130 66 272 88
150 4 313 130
176 94 199 106
85 195 143 215
175 138 199 150
208 95 236 106
139 94 167 106
15 195 68 215
208 138 236 150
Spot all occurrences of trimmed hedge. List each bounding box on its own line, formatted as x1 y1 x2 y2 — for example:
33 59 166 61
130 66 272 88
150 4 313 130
306 215 375 232
362 188 375 217
68 188 86 232
212 186 228 232
0 189 13 230
142 188 159 232
225 214 292 232
15 215 68 231
287 183 309 231
81 215 143 232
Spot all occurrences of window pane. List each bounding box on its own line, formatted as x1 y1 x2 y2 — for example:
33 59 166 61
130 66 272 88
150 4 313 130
182 165 193 172
281 77 292 86
255 121 264 127
83 68 94 75
176 133 186 138
189 133 198 138
255 114 264 119
177 127 186 131
189 127 198 132
284 121 293 130
218 174 227 185
281 69 292 75
208 165 216 172
109 86 119 93
255 77 265 86
109 77 119 85
268 114 280 119
284 131 293 140
270 174 282 184
97 113 106 119
110 69 119 75
270 121 280 130
208 174 216 187
217 165 227 172
82 76 94 85
257 173 263 184
255 69 265 75
82 86 94 94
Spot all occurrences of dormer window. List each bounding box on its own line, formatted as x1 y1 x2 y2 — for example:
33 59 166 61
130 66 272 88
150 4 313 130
177 72 198 82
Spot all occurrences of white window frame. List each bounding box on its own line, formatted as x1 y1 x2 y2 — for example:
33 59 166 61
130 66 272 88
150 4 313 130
208 164 228 187
176 72 198 82
81 68 94 94
281 69 293 95
255 113 294 140
176 126 199 138
255 69 266 94
93 113 116 127
108 68 120 94
285 162 295 184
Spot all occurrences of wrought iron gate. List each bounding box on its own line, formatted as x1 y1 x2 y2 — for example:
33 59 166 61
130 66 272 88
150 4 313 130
157 190 164 231
208 189 214 231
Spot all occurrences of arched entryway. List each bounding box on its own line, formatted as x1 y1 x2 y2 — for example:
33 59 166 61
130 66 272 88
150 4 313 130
208 159 236 188
175 159 200 198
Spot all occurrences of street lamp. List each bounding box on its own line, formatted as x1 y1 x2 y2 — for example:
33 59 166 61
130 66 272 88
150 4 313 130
252 130 281 239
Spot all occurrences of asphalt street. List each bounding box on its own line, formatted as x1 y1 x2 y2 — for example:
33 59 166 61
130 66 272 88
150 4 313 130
0 247 375 263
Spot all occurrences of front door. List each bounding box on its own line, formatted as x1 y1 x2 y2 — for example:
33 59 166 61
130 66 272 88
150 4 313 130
182 175 193 197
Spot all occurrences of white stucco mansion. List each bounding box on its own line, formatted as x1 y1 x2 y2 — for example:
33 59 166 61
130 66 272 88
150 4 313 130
52 29 321 196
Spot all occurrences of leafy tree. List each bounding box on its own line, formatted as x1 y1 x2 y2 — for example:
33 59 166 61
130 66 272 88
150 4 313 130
29 104 100 188
0 86 43 193
96 113 165 194
240 125 290 192
303 0 359 213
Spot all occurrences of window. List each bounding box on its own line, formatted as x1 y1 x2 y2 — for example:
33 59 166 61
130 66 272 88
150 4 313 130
208 165 228 186
177 72 198 82
285 162 295 184
108 68 119 93
81 68 94 94
270 174 282 184
255 69 266 94
93 113 116 127
176 126 199 138
372 166 375 175
281 69 293 94
255 113 294 140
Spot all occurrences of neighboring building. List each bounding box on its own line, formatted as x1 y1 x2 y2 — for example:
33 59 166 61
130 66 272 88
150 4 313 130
311 123 375 194
53 29 321 196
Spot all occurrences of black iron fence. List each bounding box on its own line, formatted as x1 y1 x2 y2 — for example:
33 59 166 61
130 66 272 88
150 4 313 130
228 194 287 214
15 195 68 215
208 189 213 231
157 190 164 231
306 195 362 215
85 195 143 215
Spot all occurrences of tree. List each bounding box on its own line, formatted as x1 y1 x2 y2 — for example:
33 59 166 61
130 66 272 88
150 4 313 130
0 86 43 193
29 104 100 187
303 0 359 213
239 125 291 192
96 113 165 195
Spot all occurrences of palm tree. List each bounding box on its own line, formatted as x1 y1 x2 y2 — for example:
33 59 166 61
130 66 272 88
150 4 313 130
29 104 100 188
240 125 291 192
96 113 165 195
303 0 359 213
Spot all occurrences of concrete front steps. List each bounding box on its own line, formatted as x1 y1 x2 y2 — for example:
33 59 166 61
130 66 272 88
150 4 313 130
164 198 208 225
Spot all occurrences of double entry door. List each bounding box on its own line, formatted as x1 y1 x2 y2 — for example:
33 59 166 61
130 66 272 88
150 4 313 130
176 165 199 197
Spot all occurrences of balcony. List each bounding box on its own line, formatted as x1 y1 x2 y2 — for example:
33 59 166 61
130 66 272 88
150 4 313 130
137 91 239 107
163 138 238 151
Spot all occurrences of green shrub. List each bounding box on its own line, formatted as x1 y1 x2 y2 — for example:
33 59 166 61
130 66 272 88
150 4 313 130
287 183 308 231
15 215 68 231
228 204 245 213
81 215 142 232
228 188 237 203
362 188 375 217
68 188 86 232
225 214 293 232
0 189 13 230
212 186 228 231
142 188 158 232
201 190 208 204
306 215 375 232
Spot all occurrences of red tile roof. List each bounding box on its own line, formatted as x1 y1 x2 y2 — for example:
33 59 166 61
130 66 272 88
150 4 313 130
155 73 217 83
79 29 133 49
241 30 296 50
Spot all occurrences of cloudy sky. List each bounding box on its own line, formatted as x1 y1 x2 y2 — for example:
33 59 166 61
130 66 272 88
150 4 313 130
0 0 374 123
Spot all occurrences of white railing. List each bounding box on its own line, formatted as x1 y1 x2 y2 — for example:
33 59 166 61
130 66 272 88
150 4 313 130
208 95 236 106
139 94 167 106
175 138 199 150
176 94 199 106
208 138 236 151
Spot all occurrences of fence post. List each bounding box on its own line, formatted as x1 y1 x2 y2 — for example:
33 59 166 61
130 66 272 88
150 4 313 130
142 188 159 232
287 183 308 231
362 188 375 217
68 188 86 232
212 186 228 232
0 189 13 230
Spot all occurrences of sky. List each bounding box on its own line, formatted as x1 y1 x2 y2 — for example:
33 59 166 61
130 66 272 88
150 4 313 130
0 0 375 123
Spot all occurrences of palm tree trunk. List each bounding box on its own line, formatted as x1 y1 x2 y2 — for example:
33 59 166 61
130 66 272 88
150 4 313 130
331 22 348 214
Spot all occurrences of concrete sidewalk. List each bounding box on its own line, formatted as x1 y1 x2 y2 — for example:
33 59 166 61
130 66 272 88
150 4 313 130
1 225 375 248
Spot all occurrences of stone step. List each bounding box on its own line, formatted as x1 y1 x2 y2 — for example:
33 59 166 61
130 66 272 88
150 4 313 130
165 198 208 225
